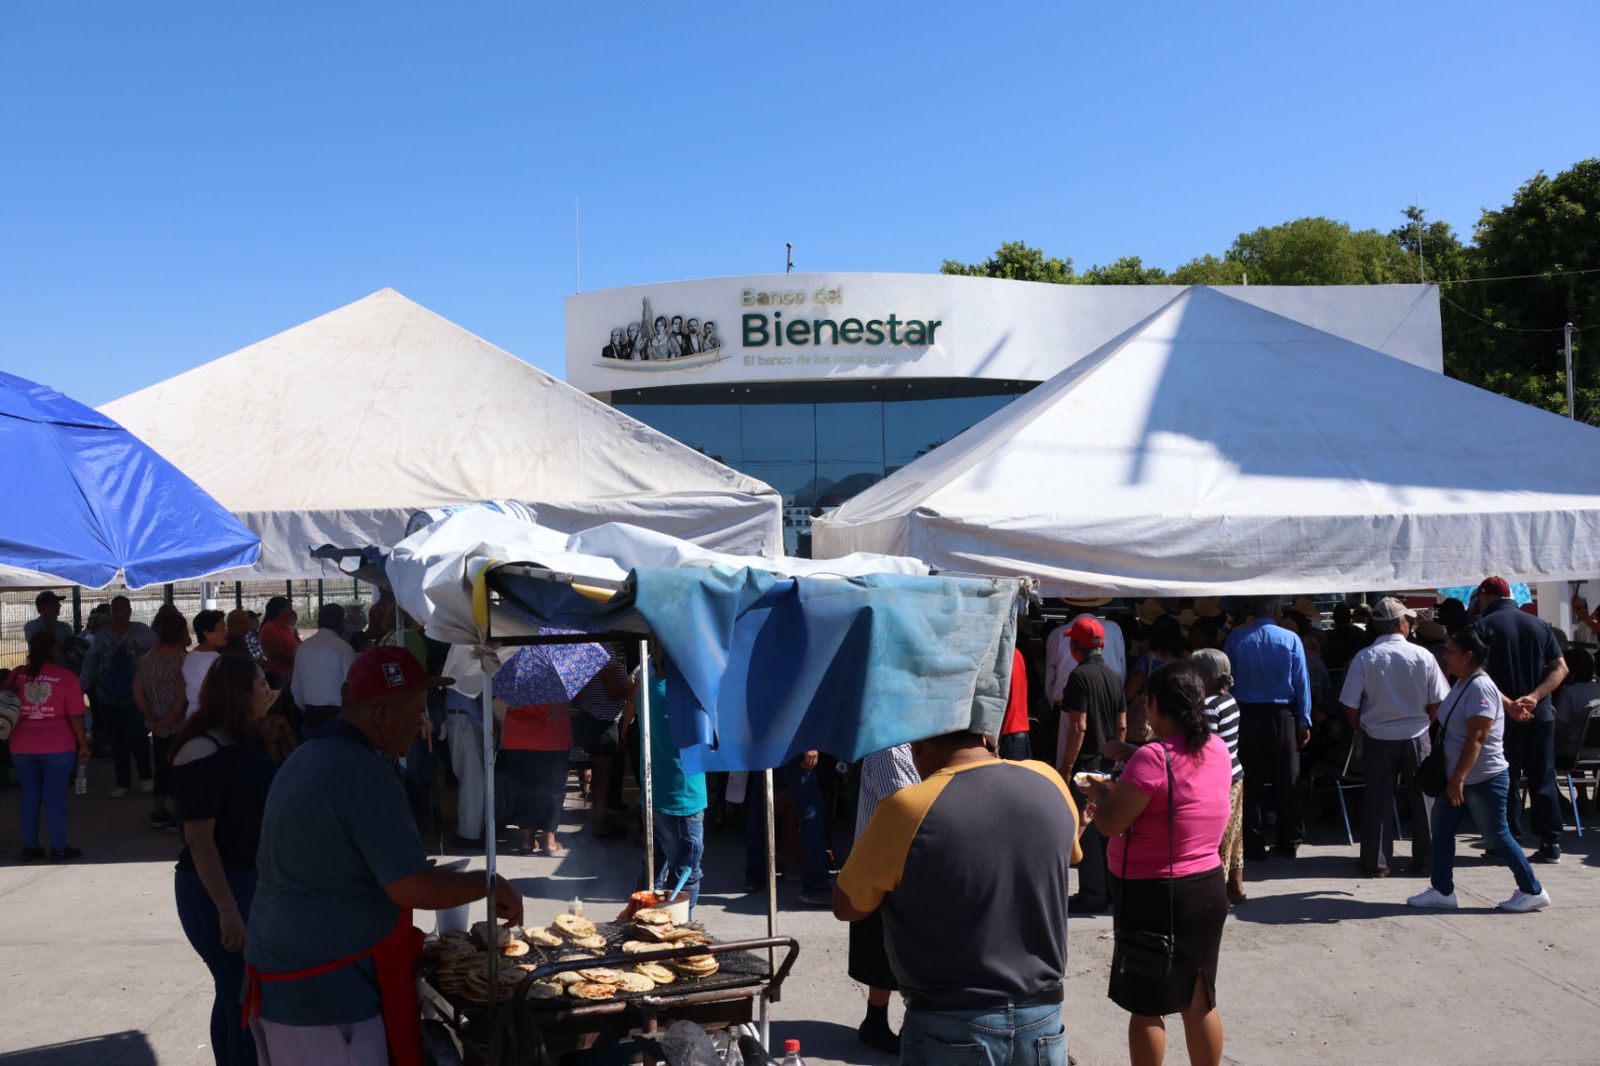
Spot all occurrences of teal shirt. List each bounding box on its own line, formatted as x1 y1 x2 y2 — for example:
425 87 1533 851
244 723 430 1025
644 675 707 817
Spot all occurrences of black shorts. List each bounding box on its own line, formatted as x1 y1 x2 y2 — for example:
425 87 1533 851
847 907 898 991
571 713 620 757
1108 866 1227 1017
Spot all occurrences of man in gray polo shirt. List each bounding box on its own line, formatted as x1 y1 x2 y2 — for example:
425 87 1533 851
246 646 523 1065
1339 598 1449 877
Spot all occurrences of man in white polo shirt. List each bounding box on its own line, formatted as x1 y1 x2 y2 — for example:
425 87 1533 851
1339 597 1449 877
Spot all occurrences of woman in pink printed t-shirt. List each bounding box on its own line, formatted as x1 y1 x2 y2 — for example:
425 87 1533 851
5 629 90 861
1084 660 1232 1066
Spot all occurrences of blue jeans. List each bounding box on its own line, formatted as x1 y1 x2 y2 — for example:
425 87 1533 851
14 750 76 850
653 810 706 913
745 760 830 892
1430 769 1542 898
902 1003 1067 1065
175 868 258 1066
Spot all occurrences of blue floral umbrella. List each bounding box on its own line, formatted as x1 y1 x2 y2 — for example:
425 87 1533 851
492 634 611 706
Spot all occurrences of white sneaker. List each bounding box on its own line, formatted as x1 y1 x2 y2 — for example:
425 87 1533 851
1498 889 1551 913
108 787 129 799
139 779 155 794
1407 887 1458 909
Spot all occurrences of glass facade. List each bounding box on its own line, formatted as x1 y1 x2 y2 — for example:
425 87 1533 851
613 379 1034 554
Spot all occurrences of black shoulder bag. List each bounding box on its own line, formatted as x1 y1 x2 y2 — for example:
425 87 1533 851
1418 682 1471 798
1112 743 1176 980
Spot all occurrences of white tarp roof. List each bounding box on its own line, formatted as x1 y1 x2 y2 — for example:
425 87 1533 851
100 289 782 579
813 285 1600 597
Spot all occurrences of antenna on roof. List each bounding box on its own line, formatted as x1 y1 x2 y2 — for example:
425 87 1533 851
786 242 794 274
574 196 582 293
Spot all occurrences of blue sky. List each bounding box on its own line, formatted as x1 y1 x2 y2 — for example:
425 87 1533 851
3 2 1596 406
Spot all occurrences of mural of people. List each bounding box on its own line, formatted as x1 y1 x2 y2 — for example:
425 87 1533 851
600 304 722 362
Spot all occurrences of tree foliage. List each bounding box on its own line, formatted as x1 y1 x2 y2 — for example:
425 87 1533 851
940 159 1599 418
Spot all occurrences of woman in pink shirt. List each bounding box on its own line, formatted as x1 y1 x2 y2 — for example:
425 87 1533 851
5 629 90 861
1085 661 1231 1066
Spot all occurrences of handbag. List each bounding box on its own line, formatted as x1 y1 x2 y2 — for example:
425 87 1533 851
1112 743 1176 980
1418 683 1471 798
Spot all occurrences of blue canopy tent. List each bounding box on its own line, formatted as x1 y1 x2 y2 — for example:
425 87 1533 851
0 370 260 588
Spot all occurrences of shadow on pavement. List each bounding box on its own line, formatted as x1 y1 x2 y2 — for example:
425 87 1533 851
767 1019 892 1065
0 1031 154 1065
1230 889 1490 924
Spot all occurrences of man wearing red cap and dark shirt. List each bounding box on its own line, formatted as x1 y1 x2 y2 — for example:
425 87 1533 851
1056 616 1126 912
245 647 523 1066
1471 577 1569 864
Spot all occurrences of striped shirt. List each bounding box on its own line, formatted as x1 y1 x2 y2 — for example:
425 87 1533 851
1204 694 1244 782
572 650 629 723
856 744 920 840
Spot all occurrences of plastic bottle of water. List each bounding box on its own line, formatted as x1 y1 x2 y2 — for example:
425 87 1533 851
781 1039 804 1065
74 760 88 796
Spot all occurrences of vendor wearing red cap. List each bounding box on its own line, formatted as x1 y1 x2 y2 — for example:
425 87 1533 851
1056 616 1127 913
245 646 523 1066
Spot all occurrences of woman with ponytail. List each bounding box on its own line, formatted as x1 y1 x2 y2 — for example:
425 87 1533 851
1082 661 1233 1066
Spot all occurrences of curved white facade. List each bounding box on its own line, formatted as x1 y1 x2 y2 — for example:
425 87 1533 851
566 273 1442 393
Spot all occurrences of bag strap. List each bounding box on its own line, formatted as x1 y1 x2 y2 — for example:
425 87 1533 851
1435 679 1473 737
1113 741 1177 938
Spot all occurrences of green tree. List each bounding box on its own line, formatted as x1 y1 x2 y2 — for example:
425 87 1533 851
941 240 1074 283
1169 253 1248 286
1442 159 1599 418
1078 256 1168 285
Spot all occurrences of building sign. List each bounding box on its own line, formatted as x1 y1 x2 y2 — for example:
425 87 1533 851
566 273 1443 393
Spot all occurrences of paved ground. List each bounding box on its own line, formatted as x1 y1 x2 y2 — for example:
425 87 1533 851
1 761 1597 1065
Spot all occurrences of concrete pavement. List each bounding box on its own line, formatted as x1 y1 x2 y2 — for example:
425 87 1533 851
1 761 1596 1065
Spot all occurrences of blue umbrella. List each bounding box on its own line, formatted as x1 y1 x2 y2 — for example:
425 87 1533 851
0 370 260 588
492 636 612 706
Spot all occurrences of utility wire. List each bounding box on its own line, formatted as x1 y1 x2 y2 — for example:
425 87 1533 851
1439 293 1584 333
1437 265 1600 286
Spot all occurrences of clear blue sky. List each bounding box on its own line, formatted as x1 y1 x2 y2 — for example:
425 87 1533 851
3 2 1596 406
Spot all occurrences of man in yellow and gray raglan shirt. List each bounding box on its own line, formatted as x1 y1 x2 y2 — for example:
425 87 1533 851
834 730 1082 1064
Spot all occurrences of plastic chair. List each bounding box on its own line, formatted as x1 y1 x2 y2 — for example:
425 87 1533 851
1558 710 1600 837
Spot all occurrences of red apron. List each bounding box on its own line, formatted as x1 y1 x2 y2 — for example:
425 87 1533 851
244 909 425 1066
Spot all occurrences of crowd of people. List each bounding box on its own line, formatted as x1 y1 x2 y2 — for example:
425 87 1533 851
1 574 1594 1066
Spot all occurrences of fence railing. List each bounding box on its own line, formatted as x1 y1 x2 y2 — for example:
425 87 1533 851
0 578 377 671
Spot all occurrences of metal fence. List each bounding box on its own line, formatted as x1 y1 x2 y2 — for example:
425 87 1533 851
0 578 378 670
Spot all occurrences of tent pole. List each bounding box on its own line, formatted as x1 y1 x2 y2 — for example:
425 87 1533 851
763 766 777 1049
233 581 242 610
482 684 499 1014
639 640 655 895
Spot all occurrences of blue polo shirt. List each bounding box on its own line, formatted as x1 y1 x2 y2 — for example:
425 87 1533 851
1475 599 1564 723
1224 619 1312 727
245 719 430 1025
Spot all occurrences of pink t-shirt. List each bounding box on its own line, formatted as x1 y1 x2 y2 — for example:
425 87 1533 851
5 664 86 755
1106 733 1232 879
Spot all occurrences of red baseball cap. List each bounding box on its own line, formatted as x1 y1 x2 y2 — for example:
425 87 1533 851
342 646 453 705
1475 576 1512 600
1067 615 1105 649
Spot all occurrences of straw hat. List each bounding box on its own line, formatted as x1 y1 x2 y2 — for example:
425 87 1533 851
1414 618 1448 644
1192 597 1222 618
1136 598 1167 625
1063 596 1112 608
1176 609 1198 628
1289 596 1322 623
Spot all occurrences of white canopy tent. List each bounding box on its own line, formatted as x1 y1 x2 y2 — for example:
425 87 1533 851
813 285 1600 598
100 290 782 579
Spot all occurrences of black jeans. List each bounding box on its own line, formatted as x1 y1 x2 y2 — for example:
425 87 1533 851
1239 703 1303 850
1503 717 1561 847
101 701 151 789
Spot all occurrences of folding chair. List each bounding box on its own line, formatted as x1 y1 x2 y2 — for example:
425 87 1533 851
1558 710 1600 838
1308 731 1403 847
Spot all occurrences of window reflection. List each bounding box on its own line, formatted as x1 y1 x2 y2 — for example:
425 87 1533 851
617 390 1023 554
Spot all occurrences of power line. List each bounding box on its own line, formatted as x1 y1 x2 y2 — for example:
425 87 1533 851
1437 265 1600 286
1439 293 1583 333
